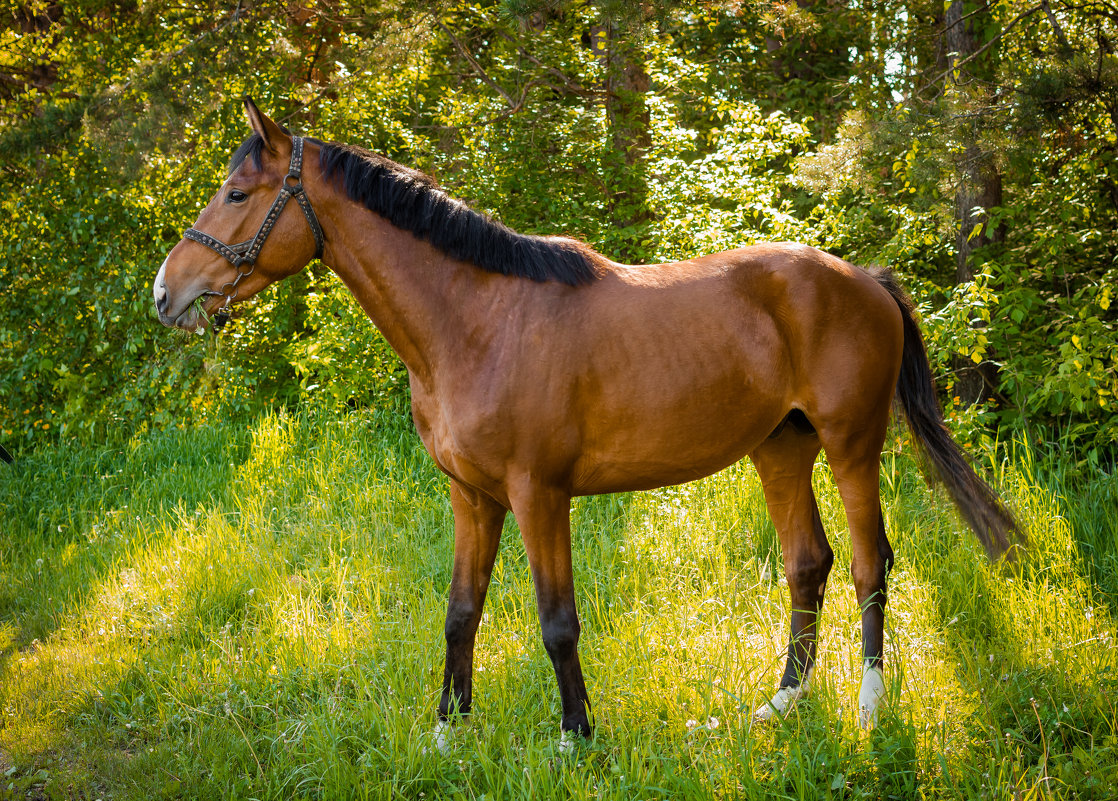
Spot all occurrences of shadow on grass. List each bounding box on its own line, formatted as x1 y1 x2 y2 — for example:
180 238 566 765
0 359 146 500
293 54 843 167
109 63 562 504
0 423 252 647
6 416 1116 799
893 454 1118 798
0 421 265 795
1061 473 1118 613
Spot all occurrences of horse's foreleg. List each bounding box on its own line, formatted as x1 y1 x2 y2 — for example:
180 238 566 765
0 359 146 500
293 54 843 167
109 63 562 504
510 483 592 740
750 428 834 721
438 480 506 725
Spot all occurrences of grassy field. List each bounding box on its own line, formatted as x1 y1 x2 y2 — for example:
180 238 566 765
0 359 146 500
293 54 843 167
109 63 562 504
1 406 1116 800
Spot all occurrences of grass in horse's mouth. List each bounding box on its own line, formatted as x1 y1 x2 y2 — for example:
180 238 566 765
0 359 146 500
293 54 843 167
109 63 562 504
191 295 212 334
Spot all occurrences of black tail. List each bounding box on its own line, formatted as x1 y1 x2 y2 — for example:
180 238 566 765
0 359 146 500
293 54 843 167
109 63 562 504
870 267 1022 559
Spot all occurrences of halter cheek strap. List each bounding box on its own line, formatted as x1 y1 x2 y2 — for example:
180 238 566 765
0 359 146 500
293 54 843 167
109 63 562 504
183 135 325 329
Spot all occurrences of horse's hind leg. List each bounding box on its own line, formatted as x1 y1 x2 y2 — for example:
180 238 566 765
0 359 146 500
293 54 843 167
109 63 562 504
750 419 834 720
818 424 895 729
437 480 507 740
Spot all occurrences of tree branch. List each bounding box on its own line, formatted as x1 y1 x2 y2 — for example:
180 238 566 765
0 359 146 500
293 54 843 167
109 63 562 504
938 2 994 37
495 29 600 100
91 0 247 112
1053 0 1118 24
0 71 75 96
1041 0 1075 53
276 16 429 126
435 19 517 109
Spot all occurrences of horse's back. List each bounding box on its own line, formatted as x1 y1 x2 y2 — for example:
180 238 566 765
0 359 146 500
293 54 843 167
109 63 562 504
592 241 901 375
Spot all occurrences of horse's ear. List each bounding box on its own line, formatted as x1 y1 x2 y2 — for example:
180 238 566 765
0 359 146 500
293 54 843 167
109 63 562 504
244 96 286 154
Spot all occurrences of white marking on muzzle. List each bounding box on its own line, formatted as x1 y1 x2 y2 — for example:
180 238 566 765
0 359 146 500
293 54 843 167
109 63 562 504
153 257 168 310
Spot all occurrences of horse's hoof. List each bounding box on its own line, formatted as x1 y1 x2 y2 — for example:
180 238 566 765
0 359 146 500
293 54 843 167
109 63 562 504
558 730 581 755
422 720 456 754
754 684 805 722
858 665 885 729
755 669 812 722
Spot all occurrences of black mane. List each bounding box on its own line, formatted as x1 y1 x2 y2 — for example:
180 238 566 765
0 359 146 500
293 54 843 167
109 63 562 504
227 133 598 284
314 139 599 286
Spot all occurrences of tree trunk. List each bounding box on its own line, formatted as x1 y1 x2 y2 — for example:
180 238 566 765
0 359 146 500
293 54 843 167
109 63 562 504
601 13 651 259
605 20 651 166
945 0 1004 407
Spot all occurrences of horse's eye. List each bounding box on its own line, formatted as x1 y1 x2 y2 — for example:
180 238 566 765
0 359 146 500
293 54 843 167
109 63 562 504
227 189 248 203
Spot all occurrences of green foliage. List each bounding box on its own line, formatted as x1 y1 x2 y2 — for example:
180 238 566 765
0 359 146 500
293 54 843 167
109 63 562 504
641 100 813 260
0 139 196 441
786 0 1118 458
4 2 1118 797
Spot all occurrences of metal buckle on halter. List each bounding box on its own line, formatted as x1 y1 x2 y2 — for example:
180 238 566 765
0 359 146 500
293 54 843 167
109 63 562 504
210 263 255 330
195 288 233 331
212 306 232 331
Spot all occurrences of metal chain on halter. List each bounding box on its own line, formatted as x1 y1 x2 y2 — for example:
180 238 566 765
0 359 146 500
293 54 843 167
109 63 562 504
183 135 325 331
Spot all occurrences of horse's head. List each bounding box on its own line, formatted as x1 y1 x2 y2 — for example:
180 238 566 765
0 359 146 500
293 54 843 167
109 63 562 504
153 98 324 332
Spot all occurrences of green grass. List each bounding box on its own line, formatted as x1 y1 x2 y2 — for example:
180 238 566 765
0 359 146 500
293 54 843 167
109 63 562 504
1 407 1116 799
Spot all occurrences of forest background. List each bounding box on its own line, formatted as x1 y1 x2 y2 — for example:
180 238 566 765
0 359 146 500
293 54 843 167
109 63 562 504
2 0 1116 464
4 2 1118 798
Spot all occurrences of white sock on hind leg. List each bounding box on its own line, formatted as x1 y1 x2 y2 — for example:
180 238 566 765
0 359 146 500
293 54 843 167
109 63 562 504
858 662 885 729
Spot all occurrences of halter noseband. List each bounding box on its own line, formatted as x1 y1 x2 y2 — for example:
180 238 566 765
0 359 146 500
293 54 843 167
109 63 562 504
183 135 325 330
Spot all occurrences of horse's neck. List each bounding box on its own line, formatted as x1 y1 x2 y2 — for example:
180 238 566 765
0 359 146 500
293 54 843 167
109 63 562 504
319 201 494 387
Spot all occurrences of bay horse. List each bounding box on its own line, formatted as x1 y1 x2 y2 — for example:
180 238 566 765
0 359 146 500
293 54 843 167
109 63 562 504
153 99 1019 743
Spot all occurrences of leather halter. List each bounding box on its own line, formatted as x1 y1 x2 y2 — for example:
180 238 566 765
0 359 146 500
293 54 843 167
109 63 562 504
183 135 325 329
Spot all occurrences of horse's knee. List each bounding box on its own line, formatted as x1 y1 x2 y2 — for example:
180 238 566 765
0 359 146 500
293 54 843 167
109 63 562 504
541 610 580 659
445 600 481 645
852 511 893 603
879 540 895 573
850 558 890 608
785 548 834 605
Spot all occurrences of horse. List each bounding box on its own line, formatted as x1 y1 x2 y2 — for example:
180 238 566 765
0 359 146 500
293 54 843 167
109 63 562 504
153 98 1020 744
